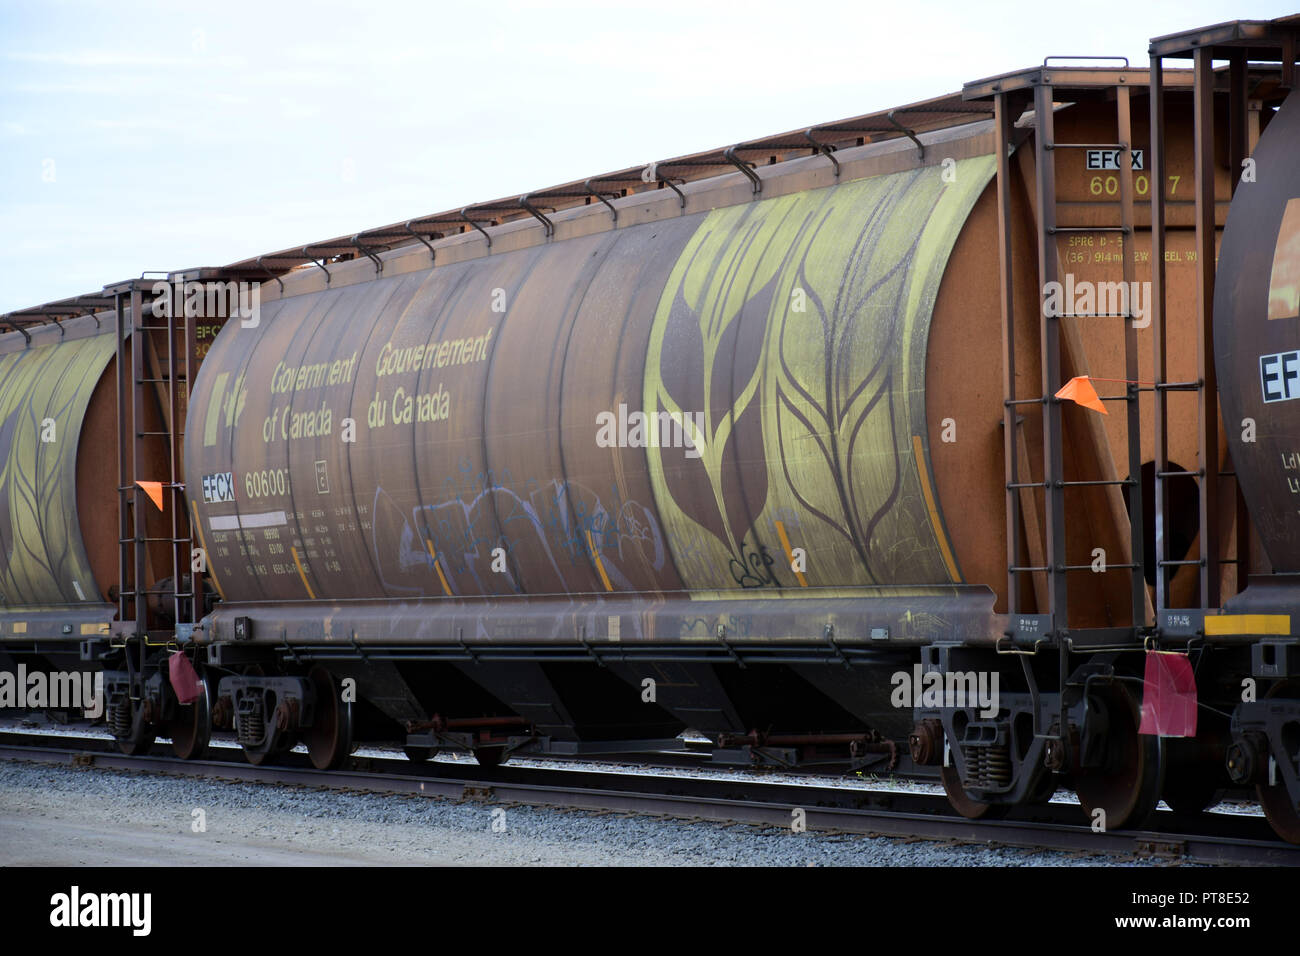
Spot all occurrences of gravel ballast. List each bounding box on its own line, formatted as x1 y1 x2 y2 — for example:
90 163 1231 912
0 759 1157 866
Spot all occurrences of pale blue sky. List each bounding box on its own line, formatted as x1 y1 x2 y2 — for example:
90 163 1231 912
0 0 1282 313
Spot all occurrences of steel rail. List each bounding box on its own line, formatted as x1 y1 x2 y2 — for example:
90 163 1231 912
0 732 1294 866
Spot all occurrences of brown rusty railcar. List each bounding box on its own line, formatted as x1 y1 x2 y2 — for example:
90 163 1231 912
2 16 1299 841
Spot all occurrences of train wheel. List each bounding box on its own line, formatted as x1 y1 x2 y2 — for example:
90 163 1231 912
403 746 439 763
940 765 1008 819
1027 768 1060 805
304 666 353 771
1161 737 1220 815
1257 680 1300 844
113 699 156 756
242 746 273 766
242 733 296 766
116 723 156 756
1161 773 1219 815
473 746 507 768
168 672 212 760
1258 782 1300 844
1075 682 1164 830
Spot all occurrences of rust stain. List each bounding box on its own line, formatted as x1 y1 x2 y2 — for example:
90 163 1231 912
912 435 960 583
425 538 453 596
586 530 613 592
773 520 808 588
291 547 316 600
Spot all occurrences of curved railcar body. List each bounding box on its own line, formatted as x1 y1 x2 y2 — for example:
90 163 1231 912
1215 90 1300 574
0 328 119 637
187 152 995 611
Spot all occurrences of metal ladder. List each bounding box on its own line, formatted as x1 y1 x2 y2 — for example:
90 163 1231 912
995 68 1148 643
1148 50 1252 614
112 279 193 636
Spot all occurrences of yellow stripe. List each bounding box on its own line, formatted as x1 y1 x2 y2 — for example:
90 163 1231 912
291 547 317 599
774 520 808 587
586 531 614 592
80 622 109 635
203 372 228 447
1204 614 1291 636
10 622 26 634
425 539 453 596
912 435 960 582
190 501 227 601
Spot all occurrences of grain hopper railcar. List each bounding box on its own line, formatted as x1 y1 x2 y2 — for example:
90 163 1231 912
2 15 1300 842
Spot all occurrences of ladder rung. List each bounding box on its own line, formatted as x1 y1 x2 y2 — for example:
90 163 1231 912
1060 478 1134 487
1158 559 1204 567
1055 313 1133 318
1157 469 1202 479
136 431 173 437
1009 565 1050 573
1155 381 1200 391
117 537 192 544
1048 226 1129 234
1064 563 1138 571
1007 481 1048 489
1046 142 1127 150
1004 398 1043 407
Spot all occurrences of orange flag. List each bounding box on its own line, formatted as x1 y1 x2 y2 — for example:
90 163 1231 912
1055 375 1108 415
135 480 165 511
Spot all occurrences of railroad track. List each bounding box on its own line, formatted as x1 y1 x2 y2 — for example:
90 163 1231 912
1 730 1295 866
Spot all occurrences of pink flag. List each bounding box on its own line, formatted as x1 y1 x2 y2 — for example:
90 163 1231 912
169 652 201 705
1138 651 1197 737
